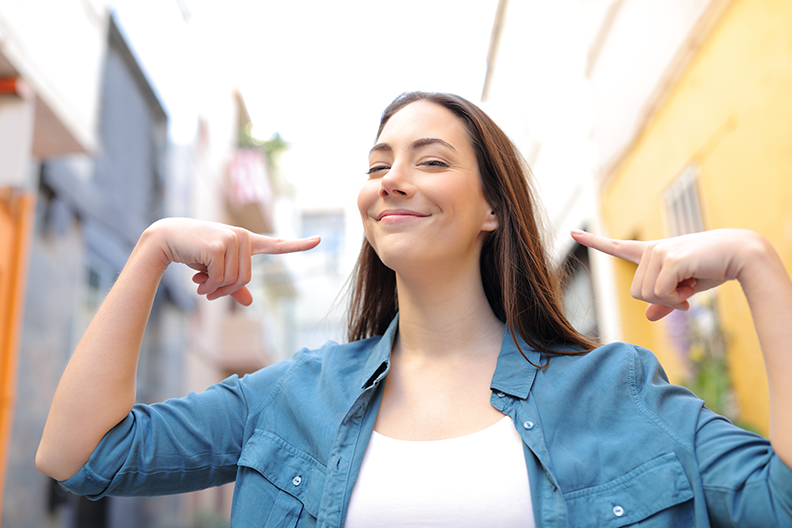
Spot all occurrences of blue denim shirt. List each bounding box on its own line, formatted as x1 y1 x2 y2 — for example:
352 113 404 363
62 316 792 527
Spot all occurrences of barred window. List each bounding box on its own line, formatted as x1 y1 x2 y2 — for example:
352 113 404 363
663 164 704 237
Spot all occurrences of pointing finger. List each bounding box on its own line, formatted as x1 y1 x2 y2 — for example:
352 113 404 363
250 234 321 256
571 230 645 265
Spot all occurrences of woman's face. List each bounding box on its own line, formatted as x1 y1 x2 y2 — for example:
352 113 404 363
358 101 497 274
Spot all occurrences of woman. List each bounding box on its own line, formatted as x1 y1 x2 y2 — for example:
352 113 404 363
37 92 792 526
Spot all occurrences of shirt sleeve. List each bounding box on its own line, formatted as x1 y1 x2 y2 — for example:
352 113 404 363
59 360 294 500
632 345 792 526
695 406 792 525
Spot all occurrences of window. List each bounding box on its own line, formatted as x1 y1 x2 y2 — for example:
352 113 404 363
661 164 737 420
301 210 345 273
663 164 704 237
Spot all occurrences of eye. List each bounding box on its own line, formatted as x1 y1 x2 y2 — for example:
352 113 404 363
421 159 449 169
366 165 389 175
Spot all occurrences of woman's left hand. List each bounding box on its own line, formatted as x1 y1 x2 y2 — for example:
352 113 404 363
571 229 755 321
574 227 792 467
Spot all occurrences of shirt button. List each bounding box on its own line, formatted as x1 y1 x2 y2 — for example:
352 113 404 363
292 476 302 487
494 391 505 398
612 505 624 517
523 421 535 430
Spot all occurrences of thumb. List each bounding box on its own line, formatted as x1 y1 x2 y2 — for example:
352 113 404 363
645 304 681 322
231 286 253 307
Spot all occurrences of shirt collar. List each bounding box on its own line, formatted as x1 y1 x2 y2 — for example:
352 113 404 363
360 314 399 390
490 325 541 400
358 314 540 399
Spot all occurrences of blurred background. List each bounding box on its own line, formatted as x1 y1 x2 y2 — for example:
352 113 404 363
1 0 791 526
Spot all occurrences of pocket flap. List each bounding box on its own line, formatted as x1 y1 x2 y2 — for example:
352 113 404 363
564 453 694 527
238 430 326 518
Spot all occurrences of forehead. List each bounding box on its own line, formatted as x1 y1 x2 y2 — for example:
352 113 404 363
376 101 472 148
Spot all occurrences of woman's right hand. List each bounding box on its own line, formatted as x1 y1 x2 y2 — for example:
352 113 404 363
36 218 319 481
146 218 320 306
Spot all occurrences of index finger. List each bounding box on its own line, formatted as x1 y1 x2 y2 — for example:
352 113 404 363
571 230 644 265
250 234 321 255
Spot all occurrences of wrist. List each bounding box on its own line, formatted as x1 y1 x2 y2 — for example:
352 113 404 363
135 221 174 274
736 231 783 294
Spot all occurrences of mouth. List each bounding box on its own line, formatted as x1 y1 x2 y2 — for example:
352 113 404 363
376 209 429 221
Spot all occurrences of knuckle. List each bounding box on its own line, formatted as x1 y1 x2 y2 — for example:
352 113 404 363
655 245 673 262
654 284 668 300
641 284 654 301
214 229 236 246
629 283 641 300
207 239 225 254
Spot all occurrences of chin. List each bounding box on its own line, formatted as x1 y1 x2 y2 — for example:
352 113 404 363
373 243 427 273
373 248 409 272
367 233 418 265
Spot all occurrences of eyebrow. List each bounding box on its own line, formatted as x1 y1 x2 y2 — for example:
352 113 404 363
369 137 457 156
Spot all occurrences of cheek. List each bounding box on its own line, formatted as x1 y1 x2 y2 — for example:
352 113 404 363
357 182 376 218
357 183 378 246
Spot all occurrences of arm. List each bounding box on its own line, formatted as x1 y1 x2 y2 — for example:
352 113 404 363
36 218 319 482
572 228 792 468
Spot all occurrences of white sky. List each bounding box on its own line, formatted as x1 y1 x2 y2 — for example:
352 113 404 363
110 0 500 197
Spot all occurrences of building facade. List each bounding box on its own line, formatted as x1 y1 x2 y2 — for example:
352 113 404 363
600 0 792 434
2 12 193 528
484 0 790 436
175 87 299 525
0 0 109 523
1 2 302 526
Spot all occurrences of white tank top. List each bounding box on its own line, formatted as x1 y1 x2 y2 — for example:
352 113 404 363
345 416 535 528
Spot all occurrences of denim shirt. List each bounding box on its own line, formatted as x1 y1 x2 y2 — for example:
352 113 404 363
62 316 792 527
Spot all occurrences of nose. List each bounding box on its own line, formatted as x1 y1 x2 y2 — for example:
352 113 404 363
379 163 414 198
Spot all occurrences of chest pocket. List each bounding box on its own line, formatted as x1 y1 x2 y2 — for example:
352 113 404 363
232 430 326 528
563 453 694 527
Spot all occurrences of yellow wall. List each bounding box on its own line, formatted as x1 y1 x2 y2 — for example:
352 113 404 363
601 0 792 435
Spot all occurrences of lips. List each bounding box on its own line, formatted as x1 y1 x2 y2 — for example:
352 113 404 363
376 209 429 221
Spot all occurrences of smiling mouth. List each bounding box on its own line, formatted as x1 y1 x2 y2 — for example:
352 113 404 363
376 209 429 221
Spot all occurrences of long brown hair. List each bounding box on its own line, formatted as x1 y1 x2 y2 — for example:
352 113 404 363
347 92 597 364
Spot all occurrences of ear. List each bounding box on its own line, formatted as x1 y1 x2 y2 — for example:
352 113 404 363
482 209 498 232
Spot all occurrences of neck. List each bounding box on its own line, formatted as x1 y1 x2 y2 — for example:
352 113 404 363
394 261 504 361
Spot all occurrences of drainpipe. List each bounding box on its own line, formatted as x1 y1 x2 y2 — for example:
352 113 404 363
0 76 36 517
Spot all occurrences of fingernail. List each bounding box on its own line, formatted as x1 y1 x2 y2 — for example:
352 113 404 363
571 229 587 235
